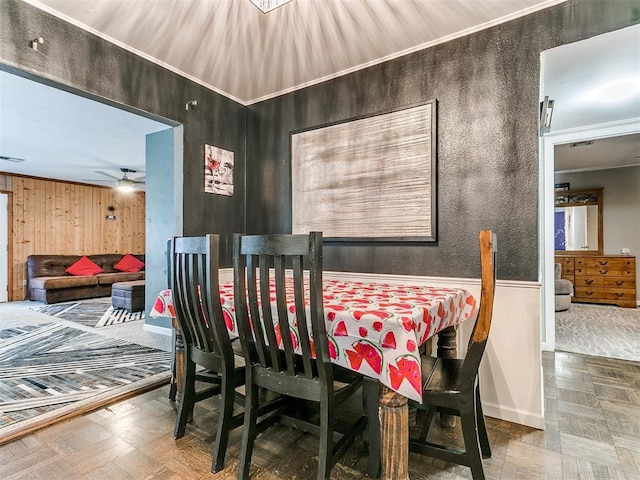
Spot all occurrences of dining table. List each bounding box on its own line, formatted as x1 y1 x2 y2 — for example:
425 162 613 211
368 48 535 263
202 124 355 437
151 277 477 480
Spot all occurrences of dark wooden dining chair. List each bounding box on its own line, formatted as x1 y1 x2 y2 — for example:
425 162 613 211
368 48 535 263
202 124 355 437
409 230 497 480
233 232 368 480
169 234 246 473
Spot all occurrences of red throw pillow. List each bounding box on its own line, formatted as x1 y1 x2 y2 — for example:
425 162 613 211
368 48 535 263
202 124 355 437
65 256 103 276
114 253 145 273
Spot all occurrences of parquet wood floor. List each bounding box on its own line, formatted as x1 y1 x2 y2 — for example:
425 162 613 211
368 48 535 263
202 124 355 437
2 351 639 479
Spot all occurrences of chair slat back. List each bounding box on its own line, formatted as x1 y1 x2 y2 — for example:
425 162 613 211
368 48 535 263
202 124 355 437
170 235 232 368
233 232 331 384
461 230 497 387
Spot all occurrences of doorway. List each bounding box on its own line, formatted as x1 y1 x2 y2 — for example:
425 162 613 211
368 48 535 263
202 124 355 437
539 24 640 352
0 67 181 328
541 121 640 352
0 192 8 302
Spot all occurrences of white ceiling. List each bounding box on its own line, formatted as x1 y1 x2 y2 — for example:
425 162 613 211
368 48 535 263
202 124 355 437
541 24 640 131
0 0 638 188
541 24 640 172
28 0 565 105
0 70 169 188
554 134 640 173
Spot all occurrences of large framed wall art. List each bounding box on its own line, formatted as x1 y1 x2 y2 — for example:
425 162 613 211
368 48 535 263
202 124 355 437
291 100 437 242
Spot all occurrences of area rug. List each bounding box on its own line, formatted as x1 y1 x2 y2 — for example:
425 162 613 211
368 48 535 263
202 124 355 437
0 322 171 444
32 298 144 328
556 303 640 362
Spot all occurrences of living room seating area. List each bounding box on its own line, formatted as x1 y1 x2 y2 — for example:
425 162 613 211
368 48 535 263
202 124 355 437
27 253 145 304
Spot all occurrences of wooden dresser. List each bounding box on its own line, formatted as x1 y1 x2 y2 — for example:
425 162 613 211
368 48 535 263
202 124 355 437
556 255 637 308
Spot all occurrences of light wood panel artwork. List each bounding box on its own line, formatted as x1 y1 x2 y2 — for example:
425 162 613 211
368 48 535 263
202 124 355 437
1 174 145 301
291 101 436 241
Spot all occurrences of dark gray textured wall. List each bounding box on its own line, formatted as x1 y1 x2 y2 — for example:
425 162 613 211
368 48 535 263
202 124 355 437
0 0 245 267
246 0 639 281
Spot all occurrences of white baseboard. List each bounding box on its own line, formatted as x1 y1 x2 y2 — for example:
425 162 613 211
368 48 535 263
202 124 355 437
541 341 554 352
143 323 172 336
483 401 545 430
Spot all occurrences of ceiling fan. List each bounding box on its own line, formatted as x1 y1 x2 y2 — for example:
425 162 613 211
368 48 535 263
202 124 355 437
83 168 145 191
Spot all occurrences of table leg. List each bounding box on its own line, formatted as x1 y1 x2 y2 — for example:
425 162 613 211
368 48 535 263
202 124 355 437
436 325 457 359
437 325 457 427
169 318 184 402
379 384 409 480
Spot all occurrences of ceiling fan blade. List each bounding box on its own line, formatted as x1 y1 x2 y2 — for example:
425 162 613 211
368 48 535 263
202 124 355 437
93 170 120 180
81 178 112 183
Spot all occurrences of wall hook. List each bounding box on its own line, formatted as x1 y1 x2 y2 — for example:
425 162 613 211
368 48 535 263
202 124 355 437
185 100 198 110
30 36 44 51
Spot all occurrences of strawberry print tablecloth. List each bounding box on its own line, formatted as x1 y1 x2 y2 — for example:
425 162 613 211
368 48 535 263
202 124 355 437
151 279 477 403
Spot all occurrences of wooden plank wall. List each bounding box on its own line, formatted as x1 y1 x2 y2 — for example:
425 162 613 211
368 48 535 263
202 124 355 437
0 174 145 301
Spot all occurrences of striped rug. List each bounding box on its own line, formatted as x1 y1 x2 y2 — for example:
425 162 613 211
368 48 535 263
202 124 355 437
33 298 144 328
0 322 171 444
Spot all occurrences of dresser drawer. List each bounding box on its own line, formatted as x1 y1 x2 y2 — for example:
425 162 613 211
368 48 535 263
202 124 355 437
555 257 575 277
574 277 604 287
575 287 607 299
557 257 574 268
604 277 635 289
584 267 633 277
605 289 636 302
585 258 635 270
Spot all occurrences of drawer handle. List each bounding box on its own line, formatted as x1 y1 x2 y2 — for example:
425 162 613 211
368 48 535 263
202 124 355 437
598 261 609 266
585 279 593 285
615 281 624 286
585 291 594 296
599 269 608 274
614 293 624 298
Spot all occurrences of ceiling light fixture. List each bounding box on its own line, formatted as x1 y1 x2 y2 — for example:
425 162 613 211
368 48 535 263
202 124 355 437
249 0 293 14
590 78 640 102
117 178 135 192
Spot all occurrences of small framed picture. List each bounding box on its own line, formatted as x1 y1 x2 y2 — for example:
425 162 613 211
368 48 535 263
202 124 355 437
204 144 234 196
